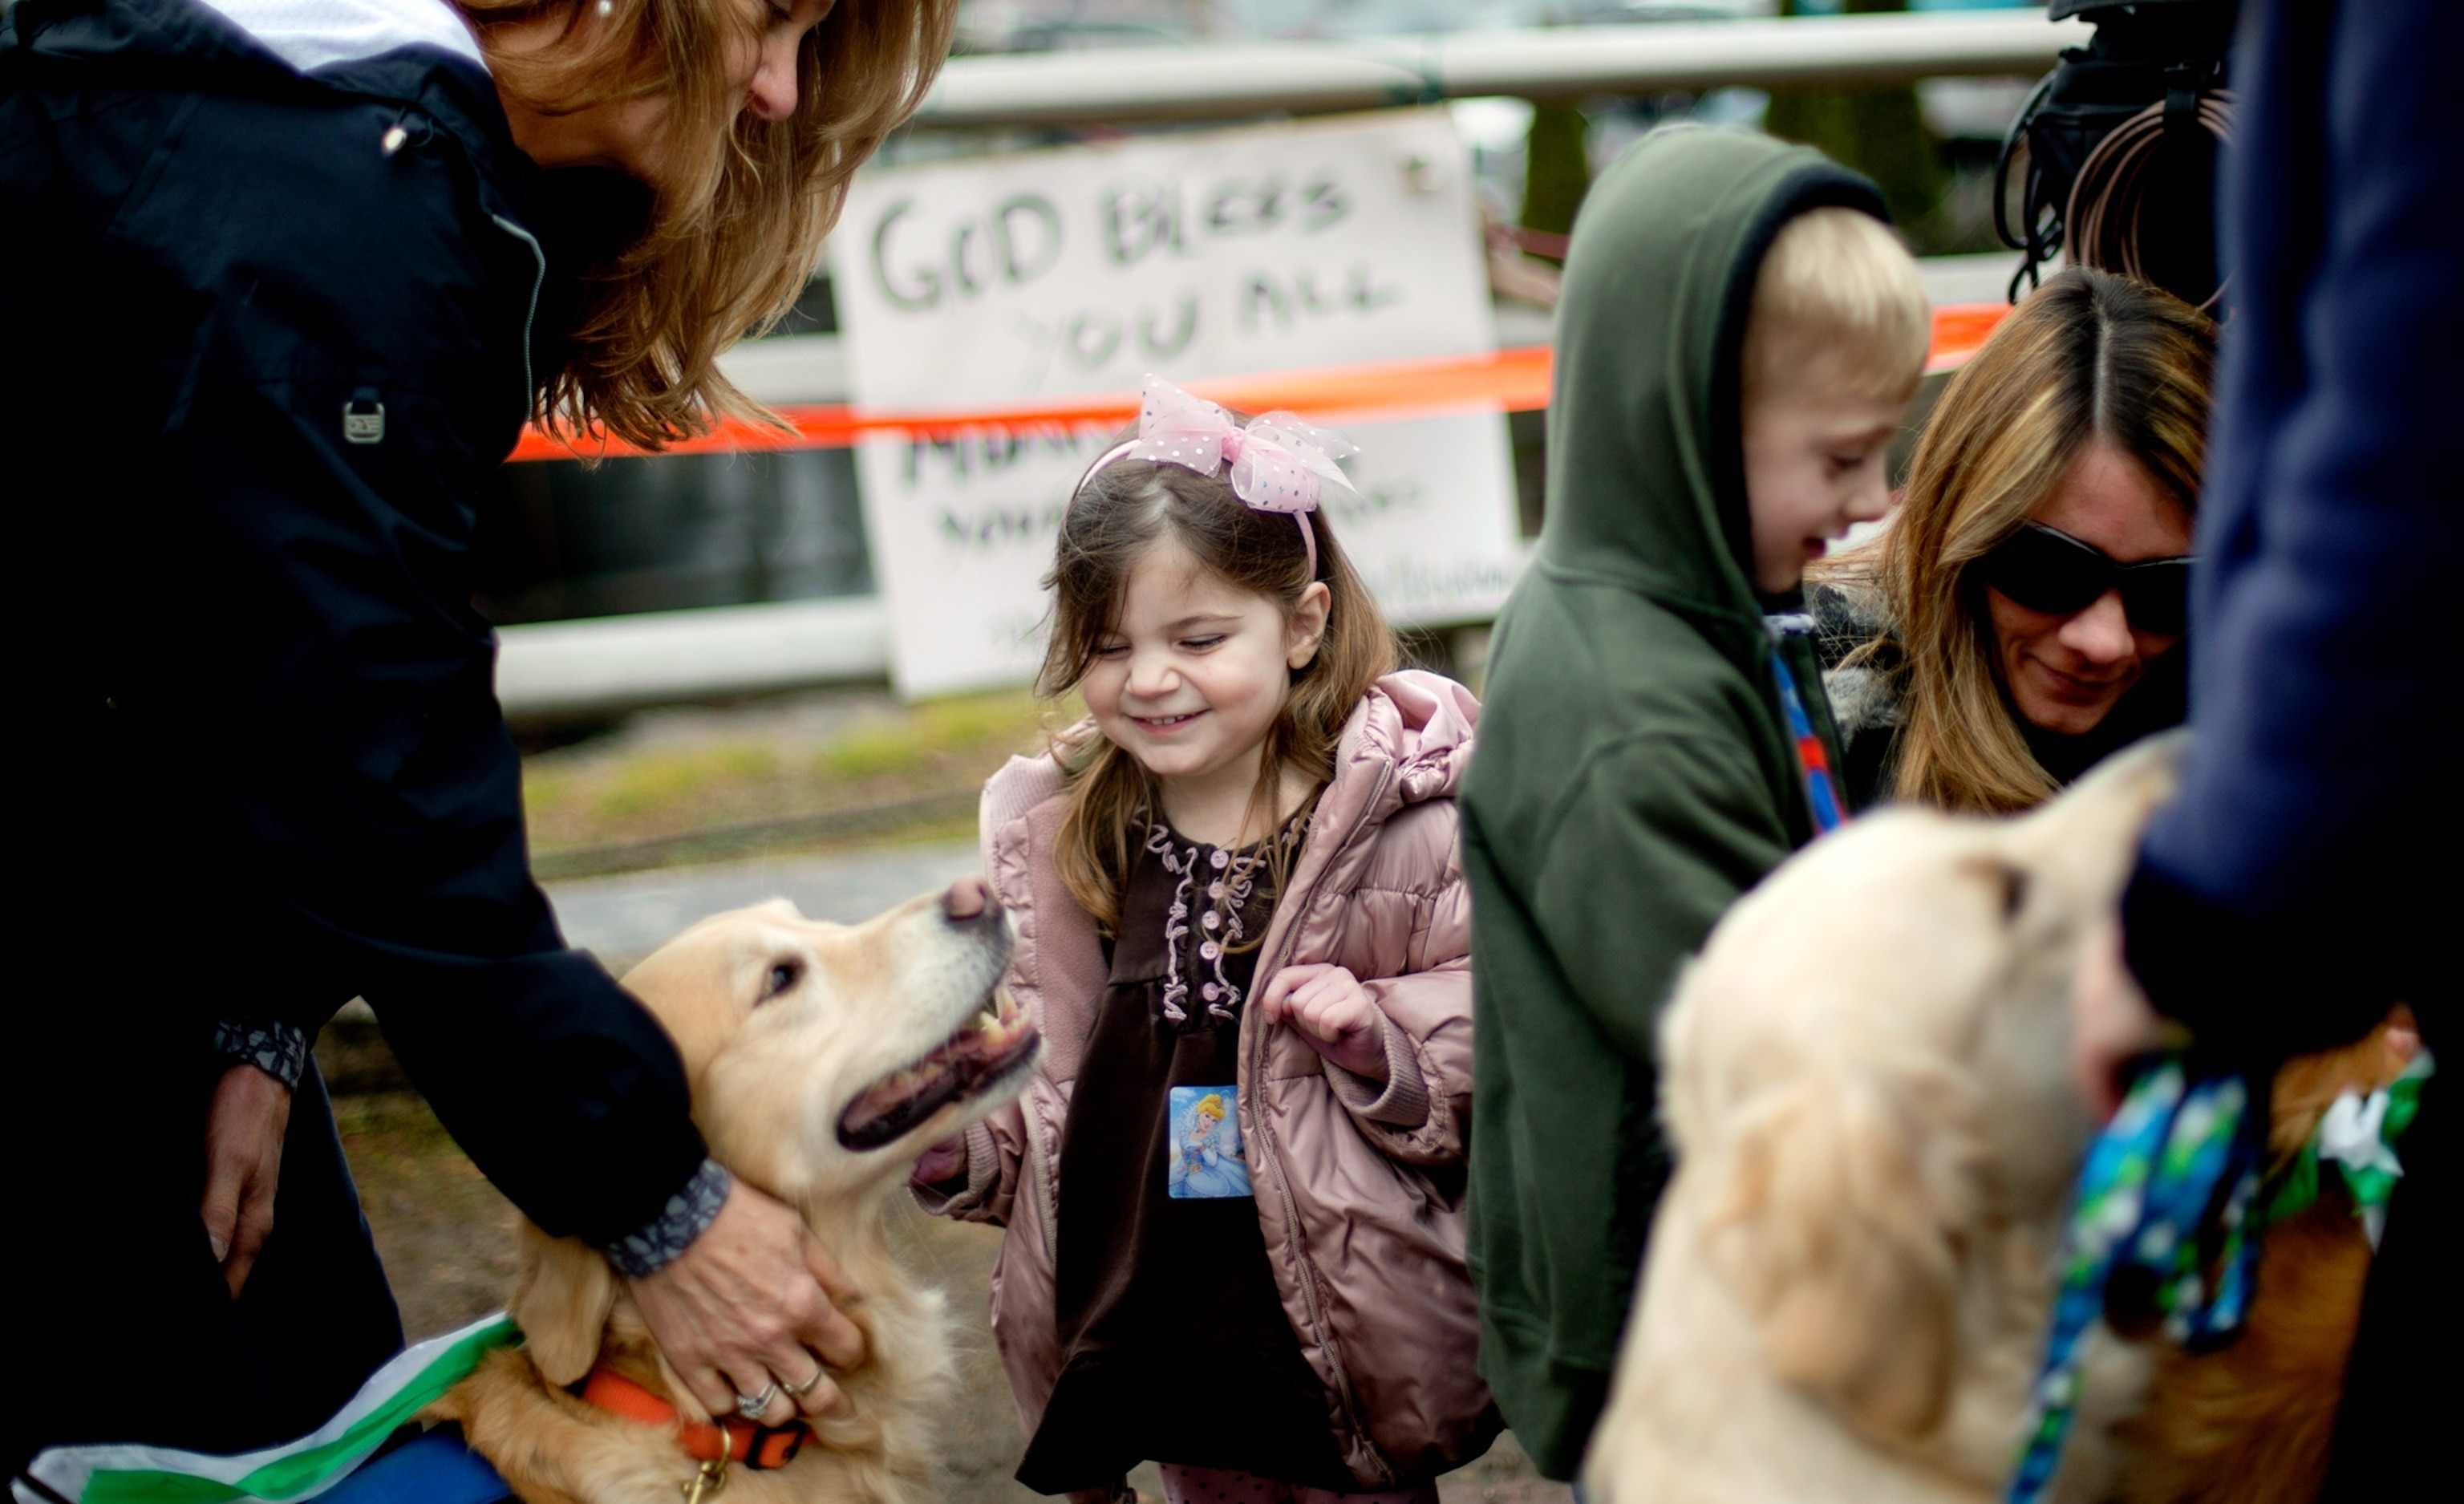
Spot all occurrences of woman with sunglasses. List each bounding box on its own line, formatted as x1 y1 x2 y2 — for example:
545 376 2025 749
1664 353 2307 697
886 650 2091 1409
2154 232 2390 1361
1812 268 2215 813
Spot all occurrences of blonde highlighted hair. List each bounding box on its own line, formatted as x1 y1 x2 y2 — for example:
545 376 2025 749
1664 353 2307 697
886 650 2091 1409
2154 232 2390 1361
1036 456 1395 935
1745 206 1933 406
1822 268 2215 813
458 0 959 448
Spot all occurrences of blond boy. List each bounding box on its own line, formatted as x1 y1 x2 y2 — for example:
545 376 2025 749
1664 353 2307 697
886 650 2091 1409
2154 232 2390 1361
1462 130 1931 1478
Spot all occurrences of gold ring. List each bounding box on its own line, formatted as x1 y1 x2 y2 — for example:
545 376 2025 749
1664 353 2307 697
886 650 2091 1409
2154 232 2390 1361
780 1366 826 1400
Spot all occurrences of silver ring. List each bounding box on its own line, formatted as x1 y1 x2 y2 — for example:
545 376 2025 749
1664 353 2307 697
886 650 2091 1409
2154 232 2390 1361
734 1382 780 1419
780 1366 825 1401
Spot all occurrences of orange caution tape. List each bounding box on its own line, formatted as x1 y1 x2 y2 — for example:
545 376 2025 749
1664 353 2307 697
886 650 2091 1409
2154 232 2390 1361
511 302 2008 463
1924 302 2011 375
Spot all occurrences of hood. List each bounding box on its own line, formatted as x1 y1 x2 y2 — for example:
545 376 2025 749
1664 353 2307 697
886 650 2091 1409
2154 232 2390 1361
192 0 482 75
6 0 524 201
1539 125 1887 672
6 0 652 387
1335 667 1479 812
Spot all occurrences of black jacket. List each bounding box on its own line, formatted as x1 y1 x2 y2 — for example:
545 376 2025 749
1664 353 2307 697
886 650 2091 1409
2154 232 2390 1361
2122 0 2461 1062
2 0 704 1249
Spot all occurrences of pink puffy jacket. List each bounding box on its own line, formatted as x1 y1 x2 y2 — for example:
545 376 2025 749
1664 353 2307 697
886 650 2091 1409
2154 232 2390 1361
919 671 1496 1487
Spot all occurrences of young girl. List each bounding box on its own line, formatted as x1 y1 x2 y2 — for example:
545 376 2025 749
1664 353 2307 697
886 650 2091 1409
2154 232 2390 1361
915 379 1494 1503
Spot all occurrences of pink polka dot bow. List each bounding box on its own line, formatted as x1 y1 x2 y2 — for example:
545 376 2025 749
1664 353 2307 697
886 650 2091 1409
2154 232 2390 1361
1127 375 1360 515
1085 377 1359 576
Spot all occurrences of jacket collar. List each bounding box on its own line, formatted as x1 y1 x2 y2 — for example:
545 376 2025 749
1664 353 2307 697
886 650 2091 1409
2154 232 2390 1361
193 0 482 74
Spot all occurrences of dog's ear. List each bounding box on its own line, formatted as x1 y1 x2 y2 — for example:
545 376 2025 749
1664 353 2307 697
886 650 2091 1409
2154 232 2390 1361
1702 1068 1978 1442
511 1220 617 1385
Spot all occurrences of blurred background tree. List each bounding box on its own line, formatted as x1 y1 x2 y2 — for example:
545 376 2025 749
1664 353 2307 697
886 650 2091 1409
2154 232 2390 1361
1764 0 1947 238
1519 99 1591 253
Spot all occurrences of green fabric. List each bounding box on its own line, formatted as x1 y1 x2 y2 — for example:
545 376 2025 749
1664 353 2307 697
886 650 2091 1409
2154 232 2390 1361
2262 1050 2435 1226
1461 127 1882 1480
28 1315 517 1504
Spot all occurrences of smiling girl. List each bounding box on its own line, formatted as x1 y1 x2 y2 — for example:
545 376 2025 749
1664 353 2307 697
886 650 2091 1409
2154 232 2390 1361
914 379 1497 1503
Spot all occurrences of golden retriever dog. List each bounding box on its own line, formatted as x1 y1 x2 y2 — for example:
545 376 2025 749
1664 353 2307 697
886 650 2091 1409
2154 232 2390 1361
1583 739 2410 1504
425 882 1041 1504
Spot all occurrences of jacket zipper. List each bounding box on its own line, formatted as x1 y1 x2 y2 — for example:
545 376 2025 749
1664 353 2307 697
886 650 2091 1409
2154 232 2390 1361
1245 760 1396 1484
490 214 545 412
1032 1084 1061 1263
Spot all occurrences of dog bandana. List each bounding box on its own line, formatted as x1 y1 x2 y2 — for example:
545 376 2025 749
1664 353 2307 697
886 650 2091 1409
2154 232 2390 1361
2005 1048 2436 1503
2005 1064 2262 1503
2262 1049 2434 1249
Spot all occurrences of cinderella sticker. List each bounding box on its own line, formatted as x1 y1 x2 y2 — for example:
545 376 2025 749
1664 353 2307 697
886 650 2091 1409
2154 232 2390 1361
1166 1086 1251 1199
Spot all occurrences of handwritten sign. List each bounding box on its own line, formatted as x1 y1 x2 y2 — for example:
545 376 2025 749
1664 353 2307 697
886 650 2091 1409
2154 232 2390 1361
833 109 1522 697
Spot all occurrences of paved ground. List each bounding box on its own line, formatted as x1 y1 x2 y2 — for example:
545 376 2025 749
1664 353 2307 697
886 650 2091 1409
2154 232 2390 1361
543 837 986 973
350 841 1570 1503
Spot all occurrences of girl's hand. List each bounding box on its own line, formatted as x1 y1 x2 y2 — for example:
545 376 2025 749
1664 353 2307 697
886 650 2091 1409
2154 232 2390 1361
1258 964 1388 1081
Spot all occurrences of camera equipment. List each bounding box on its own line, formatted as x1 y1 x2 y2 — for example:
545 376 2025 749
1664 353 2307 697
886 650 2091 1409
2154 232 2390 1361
1994 0 2242 310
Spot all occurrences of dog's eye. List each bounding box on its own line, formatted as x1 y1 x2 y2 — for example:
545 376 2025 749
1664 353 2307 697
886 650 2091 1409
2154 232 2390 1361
762 959 802 1001
1958 856 2031 922
1991 862 2029 920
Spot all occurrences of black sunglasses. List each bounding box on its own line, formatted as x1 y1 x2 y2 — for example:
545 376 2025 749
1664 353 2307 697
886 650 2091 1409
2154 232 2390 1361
1974 521 2193 636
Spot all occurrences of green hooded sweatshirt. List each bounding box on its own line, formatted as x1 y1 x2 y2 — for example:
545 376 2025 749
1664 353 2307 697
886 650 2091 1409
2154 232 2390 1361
1461 128 1880 1478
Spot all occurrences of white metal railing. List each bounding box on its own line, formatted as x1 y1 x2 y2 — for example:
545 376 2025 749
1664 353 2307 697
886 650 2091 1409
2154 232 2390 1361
912 11 2086 128
496 596 889 720
499 252 2026 716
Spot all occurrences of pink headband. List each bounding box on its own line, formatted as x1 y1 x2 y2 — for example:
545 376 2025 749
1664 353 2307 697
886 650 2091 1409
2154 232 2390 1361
1071 376 1360 578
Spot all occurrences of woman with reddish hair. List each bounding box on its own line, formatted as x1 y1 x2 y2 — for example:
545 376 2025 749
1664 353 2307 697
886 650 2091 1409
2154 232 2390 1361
1 0 954 1473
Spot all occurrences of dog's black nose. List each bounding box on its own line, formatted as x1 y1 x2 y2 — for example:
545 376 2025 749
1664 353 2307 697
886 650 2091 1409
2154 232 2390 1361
942 875 996 922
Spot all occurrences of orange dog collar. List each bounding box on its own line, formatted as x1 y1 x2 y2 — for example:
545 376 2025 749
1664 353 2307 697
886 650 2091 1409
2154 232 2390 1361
580 1368 808 1470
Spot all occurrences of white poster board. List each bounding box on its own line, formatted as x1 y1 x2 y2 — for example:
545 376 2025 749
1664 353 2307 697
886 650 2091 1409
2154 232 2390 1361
833 110 1522 698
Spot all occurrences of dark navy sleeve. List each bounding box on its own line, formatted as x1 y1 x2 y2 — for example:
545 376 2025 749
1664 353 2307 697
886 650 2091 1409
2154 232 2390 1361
2124 0 2464 1061
106 83 712 1250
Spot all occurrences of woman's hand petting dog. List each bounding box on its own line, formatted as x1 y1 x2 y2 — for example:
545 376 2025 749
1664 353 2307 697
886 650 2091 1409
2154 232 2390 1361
1258 963 1390 1082
628 1182 868 1425
201 1062 291 1297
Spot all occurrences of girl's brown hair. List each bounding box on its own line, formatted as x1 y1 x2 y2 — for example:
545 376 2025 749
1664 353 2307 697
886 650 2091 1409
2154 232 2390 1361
458 0 959 448
1037 455 1396 934
1821 267 2215 813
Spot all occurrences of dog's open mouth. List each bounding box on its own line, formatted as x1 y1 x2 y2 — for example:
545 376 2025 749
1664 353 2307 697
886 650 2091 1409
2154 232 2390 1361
837 987 1040 1151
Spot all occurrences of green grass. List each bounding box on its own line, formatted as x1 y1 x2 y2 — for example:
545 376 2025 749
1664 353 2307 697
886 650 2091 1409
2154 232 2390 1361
593 742 780 819
522 689 1065 862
